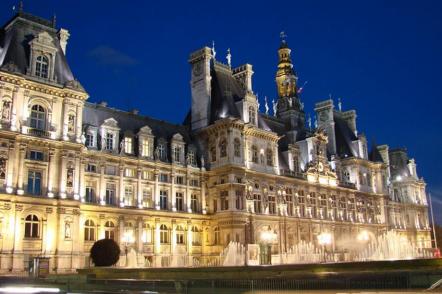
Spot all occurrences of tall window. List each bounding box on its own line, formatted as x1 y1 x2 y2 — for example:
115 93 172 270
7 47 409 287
286 195 293 216
191 194 198 212
210 146 216 162
158 144 166 160
160 224 169 244
173 145 181 162
124 137 133 154
176 192 184 211
192 226 201 246
104 221 115 240
160 190 168 210
268 195 276 214
105 133 114 150
105 183 115 205
220 191 229 210
85 186 95 203
27 171 42 195
30 105 46 130
248 106 256 124
293 155 300 173
85 133 94 147
266 149 273 166
35 55 49 78
24 214 39 238
124 185 134 206
253 194 262 213
141 139 149 157
84 220 95 241
219 138 227 158
187 150 196 166
251 145 258 163
234 138 241 157
176 225 185 244
142 188 151 208
214 227 220 245
235 190 244 210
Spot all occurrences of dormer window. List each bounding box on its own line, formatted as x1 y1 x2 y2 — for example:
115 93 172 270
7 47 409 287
173 145 181 162
124 137 133 154
158 144 166 160
35 56 49 78
85 133 94 147
30 105 46 130
187 150 196 166
141 139 150 157
105 133 114 150
251 145 258 163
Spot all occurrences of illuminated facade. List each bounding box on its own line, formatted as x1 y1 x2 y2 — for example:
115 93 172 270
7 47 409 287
0 10 431 274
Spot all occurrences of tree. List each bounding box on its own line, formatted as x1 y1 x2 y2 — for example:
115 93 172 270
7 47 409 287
90 238 120 267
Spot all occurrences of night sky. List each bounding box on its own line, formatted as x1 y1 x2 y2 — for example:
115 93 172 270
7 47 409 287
1 1 442 222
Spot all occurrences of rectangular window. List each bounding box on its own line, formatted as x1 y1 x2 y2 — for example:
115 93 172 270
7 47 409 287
160 190 168 210
173 146 181 162
141 139 150 157
191 194 198 212
235 190 244 210
27 171 42 195
142 170 150 180
85 133 94 147
268 196 276 214
190 179 199 187
86 164 97 173
159 173 168 183
105 183 115 205
175 176 184 185
176 192 184 211
29 150 44 161
253 194 262 214
124 137 133 154
85 186 95 203
105 165 116 175
142 188 151 208
213 199 217 213
124 185 134 206
125 168 135 177
220 190 229 210
105 133 114 150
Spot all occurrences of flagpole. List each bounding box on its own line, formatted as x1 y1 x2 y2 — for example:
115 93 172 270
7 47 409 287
429 192 437 249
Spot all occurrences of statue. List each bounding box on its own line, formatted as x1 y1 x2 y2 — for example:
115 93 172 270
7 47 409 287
81 132 86 144
226 48 231 67
288 97 293 108
314 115 318 129
338 97 342 112
200 155 205 169
65 222 71 239
272 99 278 116
307 114 312 130
212 41 216 60
154 146 160 160
1 101 11 121
264 96 269 115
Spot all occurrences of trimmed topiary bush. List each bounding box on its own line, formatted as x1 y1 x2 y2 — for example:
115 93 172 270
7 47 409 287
90 238 120 267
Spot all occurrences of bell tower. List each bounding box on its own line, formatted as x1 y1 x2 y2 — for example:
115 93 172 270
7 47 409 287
275 33 305 141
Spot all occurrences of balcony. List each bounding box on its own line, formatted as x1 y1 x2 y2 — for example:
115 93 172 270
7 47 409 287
279 169 307 180
339 182 357 190
27 128 51 138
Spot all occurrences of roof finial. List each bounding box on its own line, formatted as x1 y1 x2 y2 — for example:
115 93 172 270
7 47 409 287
338 97 342 111
211 41 216 60
226 48 231 67
280 31 287 44
18 1 23 14
264 96 269 115
52 14 57 28
307 113 312 130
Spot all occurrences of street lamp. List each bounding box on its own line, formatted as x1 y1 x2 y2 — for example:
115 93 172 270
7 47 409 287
260 226 277 265
317 232 332 263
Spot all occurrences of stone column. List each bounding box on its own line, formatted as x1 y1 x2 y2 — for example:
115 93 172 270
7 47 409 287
73 154 80 199
171 173 176 211
59 151 67 198
10 87 18 132
186 171 191 213
154 171 160 210
78 159 85 201
47 148 56 198
62 100 69 141
137 218 143 253
137 168 142 208
119 165 124 207
99 163 105 205
5 142 15 193
75 103 83 143
16 143 26 195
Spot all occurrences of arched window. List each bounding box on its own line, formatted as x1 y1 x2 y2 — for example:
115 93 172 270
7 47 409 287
214 226 220 245
175 225 185 244
142 223 152 243
192 226 201 246
251 145 258 163
234 138 241 157
248 106 256 124
266 149 273 166
30 104 46 130
219 138 227 158
35 56 49 78
160 224 169 244
104 221 115 240
24 214 39 238
84 219 95 241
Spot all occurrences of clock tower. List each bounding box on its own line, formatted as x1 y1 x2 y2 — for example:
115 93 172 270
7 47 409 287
274 34 305 142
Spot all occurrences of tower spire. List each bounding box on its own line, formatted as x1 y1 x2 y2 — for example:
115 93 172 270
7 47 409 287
275 33 297 99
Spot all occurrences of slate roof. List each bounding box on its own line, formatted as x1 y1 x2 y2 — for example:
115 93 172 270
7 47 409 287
333 113 358 158
389 148 410 177
0 12 78 88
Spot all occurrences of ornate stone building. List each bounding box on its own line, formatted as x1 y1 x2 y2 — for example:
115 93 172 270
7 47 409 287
0 10 431 273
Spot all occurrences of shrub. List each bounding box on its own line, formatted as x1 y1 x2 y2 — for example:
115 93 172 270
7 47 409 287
90 238 120 267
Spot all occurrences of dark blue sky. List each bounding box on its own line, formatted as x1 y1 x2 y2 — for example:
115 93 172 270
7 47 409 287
2 1 442 221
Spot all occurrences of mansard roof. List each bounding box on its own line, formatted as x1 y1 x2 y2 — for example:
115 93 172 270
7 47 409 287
0 12 78 87
333 113 358 158
209 61 243 123
389 148 411 178
83 102 194 145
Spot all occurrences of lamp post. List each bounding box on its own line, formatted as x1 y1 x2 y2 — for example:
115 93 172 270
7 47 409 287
317 232 332 263
260 225 277 265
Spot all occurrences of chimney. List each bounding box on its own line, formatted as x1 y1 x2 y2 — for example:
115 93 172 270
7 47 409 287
57 28 70 55
233 64 254 93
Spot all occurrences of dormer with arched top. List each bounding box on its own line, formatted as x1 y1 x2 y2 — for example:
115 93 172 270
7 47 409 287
138 125 154 159
171 133 185 164
28 32 58 81
100 118 120 153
